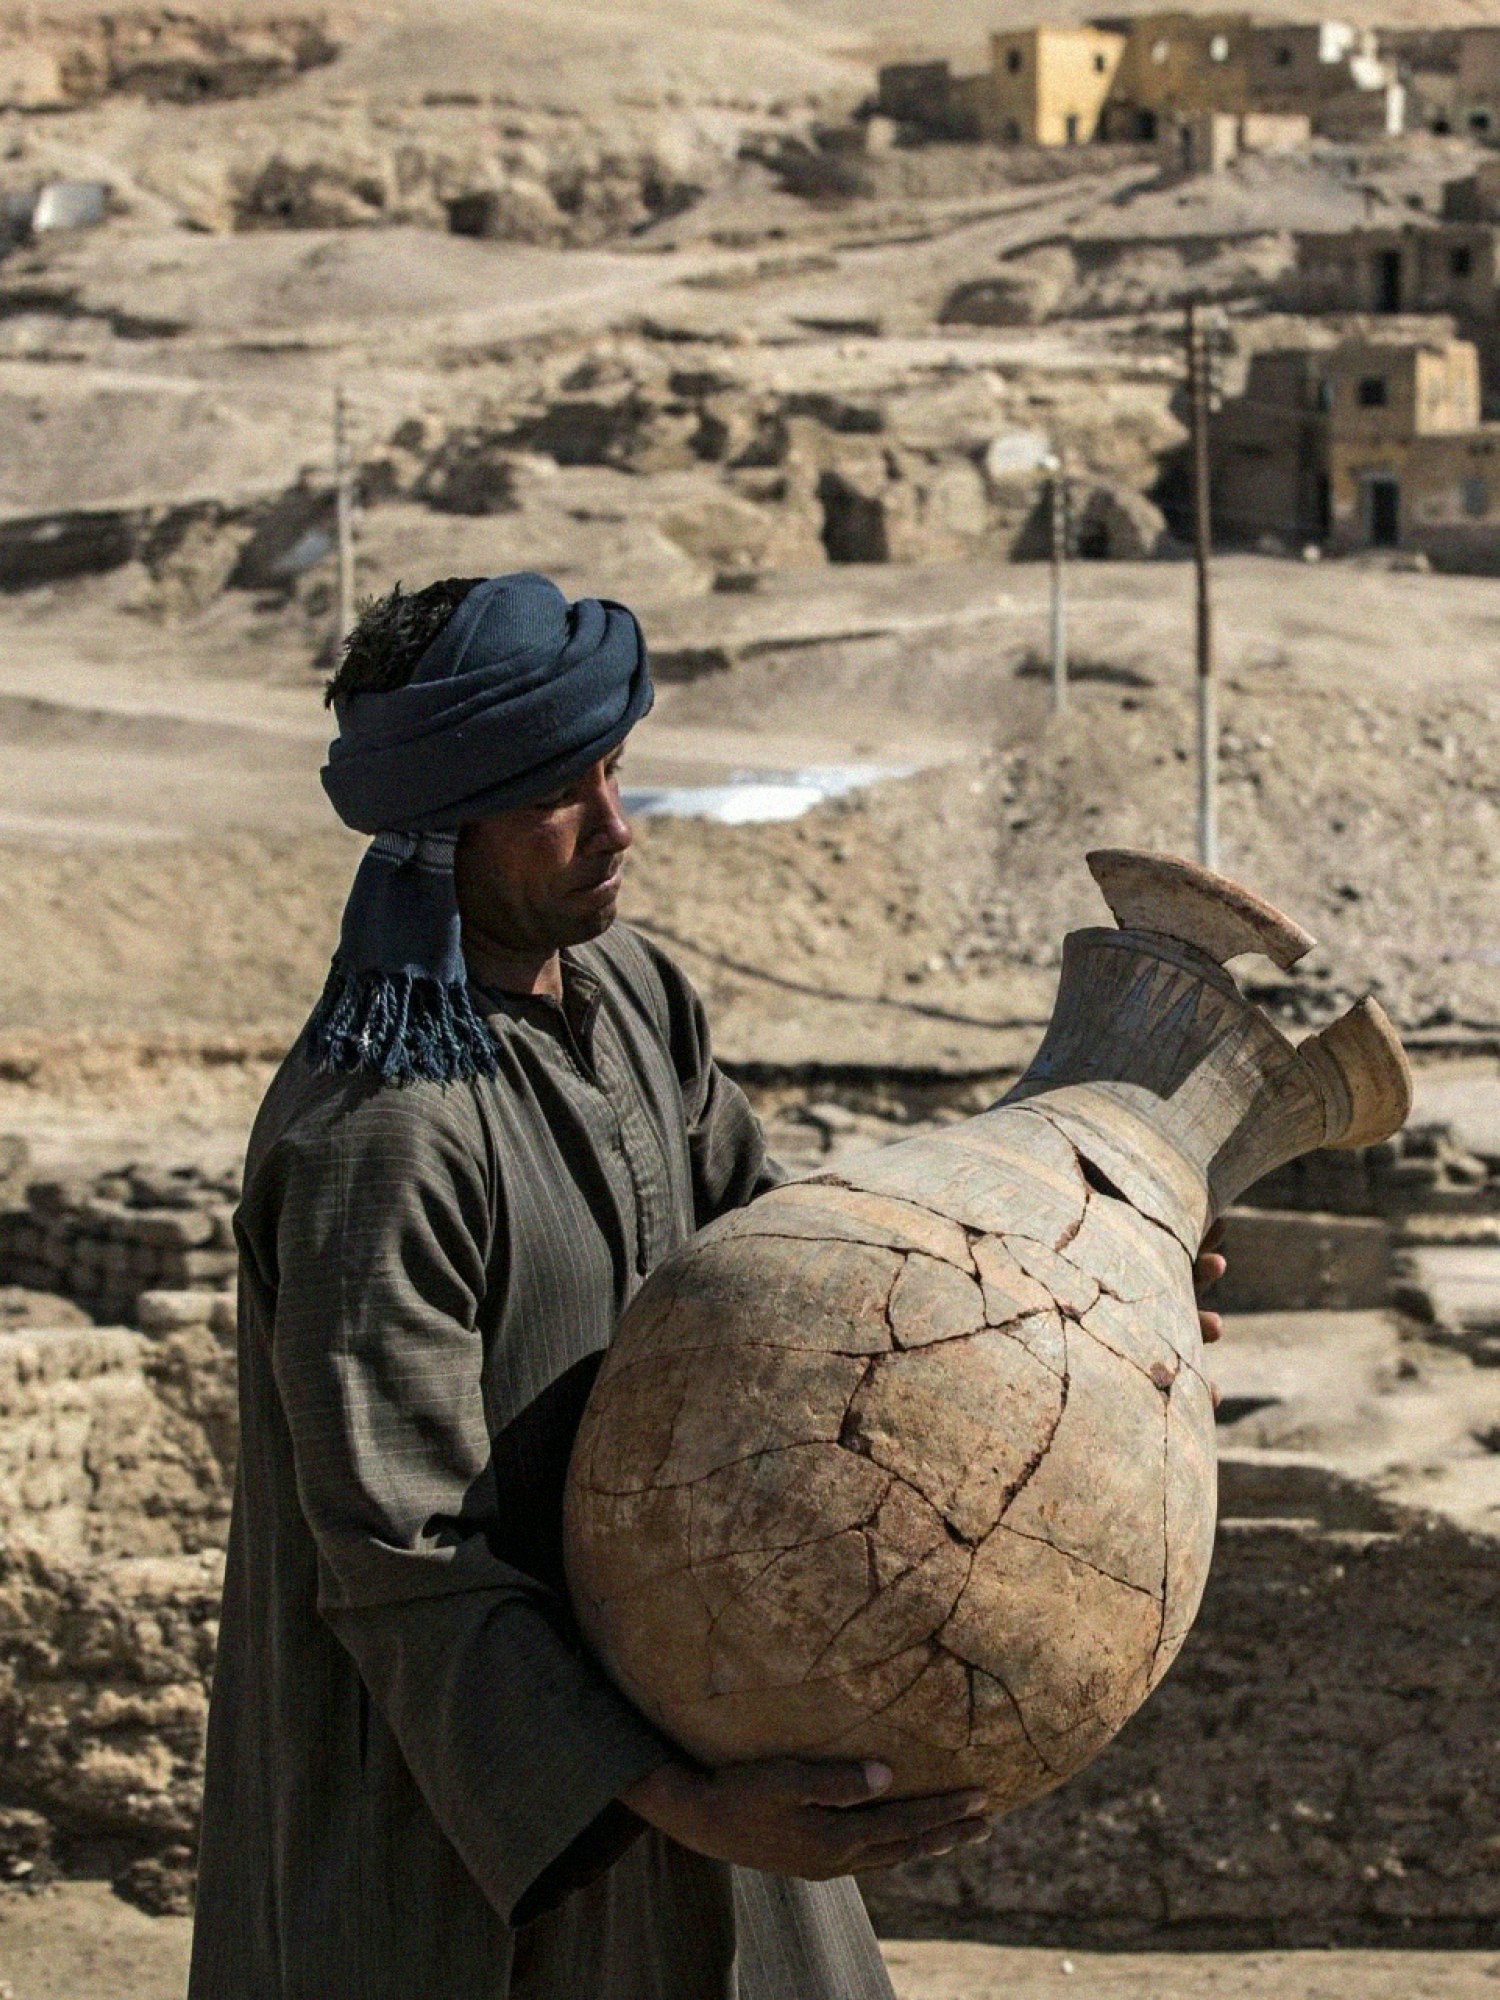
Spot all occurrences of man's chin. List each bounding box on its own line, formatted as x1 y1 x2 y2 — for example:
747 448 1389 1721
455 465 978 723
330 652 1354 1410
557 897 621 945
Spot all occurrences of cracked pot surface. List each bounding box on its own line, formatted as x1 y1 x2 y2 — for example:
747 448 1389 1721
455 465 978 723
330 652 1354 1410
564 851 1412 1807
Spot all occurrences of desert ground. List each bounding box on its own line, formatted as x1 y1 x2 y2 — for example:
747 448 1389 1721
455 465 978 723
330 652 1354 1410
3 1 1500 1994
5 1887 1500 2000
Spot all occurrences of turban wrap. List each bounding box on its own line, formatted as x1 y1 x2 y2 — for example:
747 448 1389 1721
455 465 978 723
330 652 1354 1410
308 571 653 1084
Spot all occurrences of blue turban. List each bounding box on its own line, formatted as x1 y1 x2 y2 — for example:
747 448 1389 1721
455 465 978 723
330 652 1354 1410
307 571 653 1083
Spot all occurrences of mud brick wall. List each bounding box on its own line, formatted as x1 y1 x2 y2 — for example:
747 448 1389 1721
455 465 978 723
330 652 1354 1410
1246 1125 1499 1221
868 1501 1500 1947
0 1164 239 1324
0 1299 235 1906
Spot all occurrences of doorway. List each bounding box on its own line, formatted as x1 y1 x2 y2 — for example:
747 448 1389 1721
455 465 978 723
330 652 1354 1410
1376 249 1403 313
1367 476 1401 547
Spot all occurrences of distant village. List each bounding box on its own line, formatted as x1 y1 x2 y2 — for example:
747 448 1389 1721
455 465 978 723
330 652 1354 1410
872 18 1500 570
875 18 1490 163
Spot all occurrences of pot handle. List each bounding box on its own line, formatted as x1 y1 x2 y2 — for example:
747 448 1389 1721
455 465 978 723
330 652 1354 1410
1297 997 1414 1150
1087 849 1316 971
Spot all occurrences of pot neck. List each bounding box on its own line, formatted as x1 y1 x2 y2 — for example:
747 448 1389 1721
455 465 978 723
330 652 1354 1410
999 927 1328 1252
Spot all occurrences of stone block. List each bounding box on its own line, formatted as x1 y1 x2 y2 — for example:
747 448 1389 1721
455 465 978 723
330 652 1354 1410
1217 1208 1392 1313
180 1249 237 1285
1396 1244 1500 1351
128 1210 217 1250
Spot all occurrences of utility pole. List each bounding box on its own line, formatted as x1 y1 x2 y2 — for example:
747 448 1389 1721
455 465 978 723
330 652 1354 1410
1185 300 1218 873
333 381 356 650
1046 450 1069 715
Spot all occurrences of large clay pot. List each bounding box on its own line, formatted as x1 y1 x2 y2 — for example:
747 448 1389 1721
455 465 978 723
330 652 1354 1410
565 851 1411 1811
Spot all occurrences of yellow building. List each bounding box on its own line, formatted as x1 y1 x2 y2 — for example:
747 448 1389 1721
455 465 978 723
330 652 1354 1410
983 26 1126 146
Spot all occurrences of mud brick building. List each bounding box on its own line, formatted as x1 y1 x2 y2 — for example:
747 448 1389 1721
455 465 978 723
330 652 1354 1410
885 13 1401 150
1365 25 1500 135
1443 157 1500 222
1452 28 1500 140
982 27 1125 147
1097 13 1400 143
1288 217 1500 392
1215 333 1500 568
873 61 984 142
1158 108 1311 177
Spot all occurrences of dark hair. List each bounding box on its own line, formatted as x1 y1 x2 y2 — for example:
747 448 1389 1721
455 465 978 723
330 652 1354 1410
324 576 486 706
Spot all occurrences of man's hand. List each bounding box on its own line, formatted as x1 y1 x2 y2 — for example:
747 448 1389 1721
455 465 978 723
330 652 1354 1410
1195 1219 1228 1411
621 1757 990 1879
1195 1219 1227 1347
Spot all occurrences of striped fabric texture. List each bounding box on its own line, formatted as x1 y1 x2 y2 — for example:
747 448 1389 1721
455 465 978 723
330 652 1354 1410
188 925 896 2000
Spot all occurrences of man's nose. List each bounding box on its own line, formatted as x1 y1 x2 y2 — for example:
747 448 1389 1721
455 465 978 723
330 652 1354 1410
583 772 633 853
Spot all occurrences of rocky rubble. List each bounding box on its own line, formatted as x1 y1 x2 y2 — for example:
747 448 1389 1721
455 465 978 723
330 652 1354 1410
0 1282 233 1910
355 335 1179 580
865 1505 1500 1946
0 10 336 112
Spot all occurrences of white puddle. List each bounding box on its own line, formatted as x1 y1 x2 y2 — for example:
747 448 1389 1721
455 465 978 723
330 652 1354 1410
623 764 911 825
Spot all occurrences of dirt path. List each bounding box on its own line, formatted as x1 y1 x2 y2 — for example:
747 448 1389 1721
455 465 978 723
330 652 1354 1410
4 1889 1500 2000
884 1940 1500 1998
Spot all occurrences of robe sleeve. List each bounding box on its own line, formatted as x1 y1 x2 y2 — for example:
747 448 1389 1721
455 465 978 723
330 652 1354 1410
627 930 790 1224
263 1082 672 1925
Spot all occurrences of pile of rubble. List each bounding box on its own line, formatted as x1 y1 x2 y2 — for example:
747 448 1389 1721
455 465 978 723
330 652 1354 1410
372 336 1178 578
0 9 337 111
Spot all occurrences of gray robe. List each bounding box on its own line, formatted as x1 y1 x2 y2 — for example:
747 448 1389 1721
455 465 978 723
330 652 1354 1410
188 923 896 2000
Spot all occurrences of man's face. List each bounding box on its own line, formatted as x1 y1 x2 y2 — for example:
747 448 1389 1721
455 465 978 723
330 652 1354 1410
454 739 634 952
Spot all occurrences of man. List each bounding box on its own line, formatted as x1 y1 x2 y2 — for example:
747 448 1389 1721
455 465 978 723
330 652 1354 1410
188 571 995 2000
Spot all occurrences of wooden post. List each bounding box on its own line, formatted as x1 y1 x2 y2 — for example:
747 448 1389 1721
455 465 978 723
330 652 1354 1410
334 382 356 649
1185 301 1218 873
1048 451 1069 715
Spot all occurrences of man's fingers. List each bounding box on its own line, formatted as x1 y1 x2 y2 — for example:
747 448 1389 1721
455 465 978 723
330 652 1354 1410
826 1789 989 1849
851 1819 993 1874
1194 1250 1227 1292
773 1759 893 1810
1199 1309 1223 1345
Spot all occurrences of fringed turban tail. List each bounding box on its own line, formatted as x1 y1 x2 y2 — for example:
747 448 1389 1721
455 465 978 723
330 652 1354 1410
308 571 653 1084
